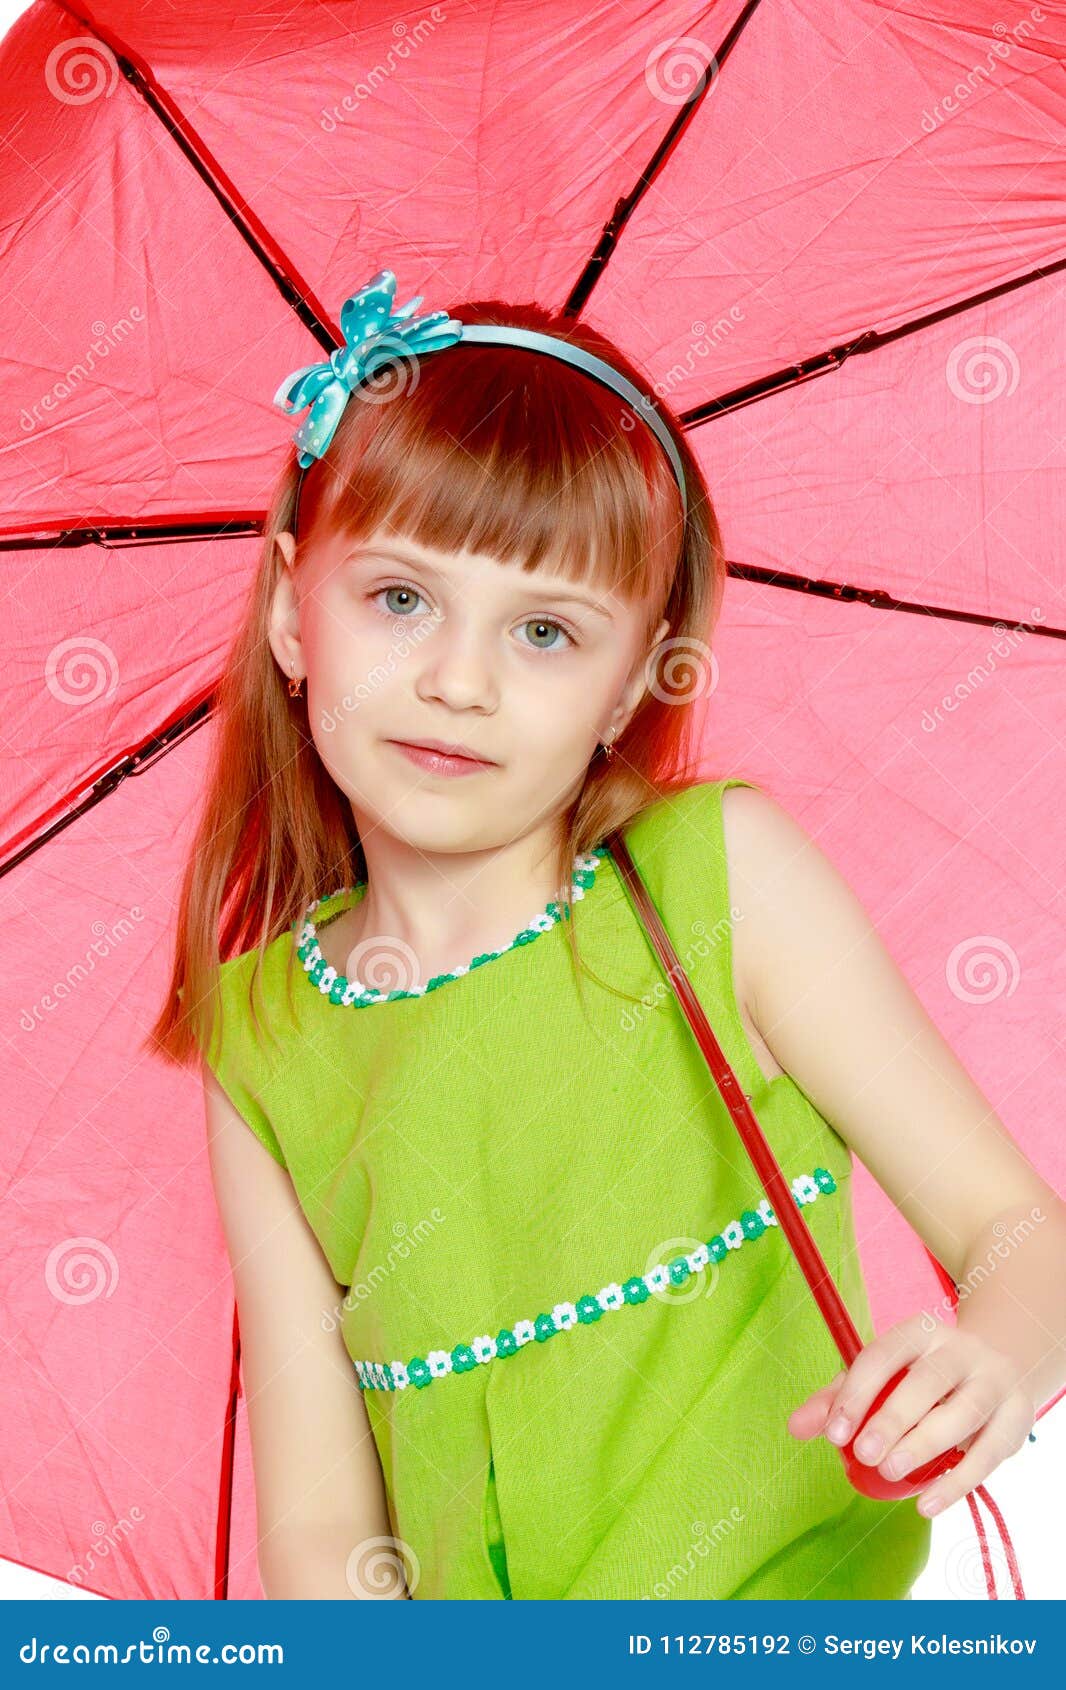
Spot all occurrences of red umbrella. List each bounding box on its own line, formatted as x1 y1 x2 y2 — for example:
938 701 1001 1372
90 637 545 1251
1 0 1063 1599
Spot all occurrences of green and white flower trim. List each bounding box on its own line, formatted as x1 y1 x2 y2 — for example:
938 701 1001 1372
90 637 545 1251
353 1167 839 1393
297 849 607 1007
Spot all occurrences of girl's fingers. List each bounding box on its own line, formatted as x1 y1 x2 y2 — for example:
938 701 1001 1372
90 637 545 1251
841 1347 970 1466
824 1318 939 1453
873 1371 1009 1480
911 1395 1034 1516
786 1371 845 1439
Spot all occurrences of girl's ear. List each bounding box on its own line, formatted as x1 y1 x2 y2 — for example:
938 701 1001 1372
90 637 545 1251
607 617 674 743
631 616 671 687
268 533 304 684
275 529 296 572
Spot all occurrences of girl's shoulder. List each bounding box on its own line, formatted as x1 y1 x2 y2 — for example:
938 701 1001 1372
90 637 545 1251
214 918 298 997
195 922 309 1165
630 772 795 882
621 772 770 869
204 919 305 1064
620 774 783 1055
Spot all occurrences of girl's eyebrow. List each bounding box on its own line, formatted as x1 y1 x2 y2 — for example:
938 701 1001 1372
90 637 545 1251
347 544 614 620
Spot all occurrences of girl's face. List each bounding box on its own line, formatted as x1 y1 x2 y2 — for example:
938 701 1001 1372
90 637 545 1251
271 520 669 850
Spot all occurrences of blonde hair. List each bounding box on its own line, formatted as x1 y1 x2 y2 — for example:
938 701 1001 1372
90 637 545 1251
145 291 727 1067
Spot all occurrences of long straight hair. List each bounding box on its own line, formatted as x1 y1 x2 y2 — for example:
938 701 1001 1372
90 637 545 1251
145 293 727 1068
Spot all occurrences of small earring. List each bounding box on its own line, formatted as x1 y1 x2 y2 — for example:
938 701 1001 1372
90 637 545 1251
601 728 616 760
288 660 304 699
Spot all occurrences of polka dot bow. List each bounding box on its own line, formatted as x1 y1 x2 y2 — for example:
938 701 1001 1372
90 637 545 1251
272 268 465 468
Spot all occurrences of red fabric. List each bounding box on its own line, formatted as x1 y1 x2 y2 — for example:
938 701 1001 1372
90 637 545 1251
1 0 1062 1598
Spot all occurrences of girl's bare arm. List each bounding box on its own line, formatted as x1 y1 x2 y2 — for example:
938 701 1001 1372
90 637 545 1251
203 1066 410 1598
723 784 1066 1417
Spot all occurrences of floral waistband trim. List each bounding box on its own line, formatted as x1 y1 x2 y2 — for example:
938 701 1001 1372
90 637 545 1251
352 1167 839 1395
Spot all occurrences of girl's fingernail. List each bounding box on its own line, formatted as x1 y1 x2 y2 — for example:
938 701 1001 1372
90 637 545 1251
826 1415 851 1444
917 1493 944 1516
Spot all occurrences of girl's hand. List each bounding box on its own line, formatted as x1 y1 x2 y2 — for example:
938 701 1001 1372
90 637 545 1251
785 1313 1036 1515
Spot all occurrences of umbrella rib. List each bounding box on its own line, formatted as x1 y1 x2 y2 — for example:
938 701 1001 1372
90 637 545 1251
0 693 214 880
2 574 1062 882
3 511 1064 629
53 0 337 350
562 0 768 319
4 513 1062 643
681 252 1066 429
9 4 1061 880
727 563 1064 638
0 516 263 551
28 0 1060 1607
46 3 1063 443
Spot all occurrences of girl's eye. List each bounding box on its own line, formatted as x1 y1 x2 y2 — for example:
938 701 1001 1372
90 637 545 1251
369 585 576 652
515 617 575 653
374 584 425 618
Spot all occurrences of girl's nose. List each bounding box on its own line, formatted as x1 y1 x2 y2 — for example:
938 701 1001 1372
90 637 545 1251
416 632 498 712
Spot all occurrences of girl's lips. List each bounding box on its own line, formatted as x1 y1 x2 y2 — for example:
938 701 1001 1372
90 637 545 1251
388 740 496 777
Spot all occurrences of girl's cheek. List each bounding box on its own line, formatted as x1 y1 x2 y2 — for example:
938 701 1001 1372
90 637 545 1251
322 614 393 667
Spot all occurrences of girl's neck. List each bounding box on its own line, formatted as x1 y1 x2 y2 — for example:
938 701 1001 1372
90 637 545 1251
318 820 575 983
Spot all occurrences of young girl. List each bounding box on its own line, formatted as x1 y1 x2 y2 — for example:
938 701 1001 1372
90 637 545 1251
151 269 1063 1602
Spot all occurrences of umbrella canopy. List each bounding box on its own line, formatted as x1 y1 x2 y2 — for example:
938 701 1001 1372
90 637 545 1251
1 0 1063 1599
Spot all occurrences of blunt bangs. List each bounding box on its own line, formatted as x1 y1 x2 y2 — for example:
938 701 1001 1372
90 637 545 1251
301 317 684 636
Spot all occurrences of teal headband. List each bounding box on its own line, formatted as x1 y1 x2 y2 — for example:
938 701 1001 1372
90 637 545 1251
274 268 687 535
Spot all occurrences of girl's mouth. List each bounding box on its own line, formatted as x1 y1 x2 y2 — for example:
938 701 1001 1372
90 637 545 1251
387 740 497 778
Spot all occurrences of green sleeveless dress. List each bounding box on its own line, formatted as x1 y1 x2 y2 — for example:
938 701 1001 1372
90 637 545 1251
203 777 932 1600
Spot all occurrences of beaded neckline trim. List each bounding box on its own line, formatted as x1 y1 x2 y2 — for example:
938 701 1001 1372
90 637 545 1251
352 1167 839 1393
296 847 607 1007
